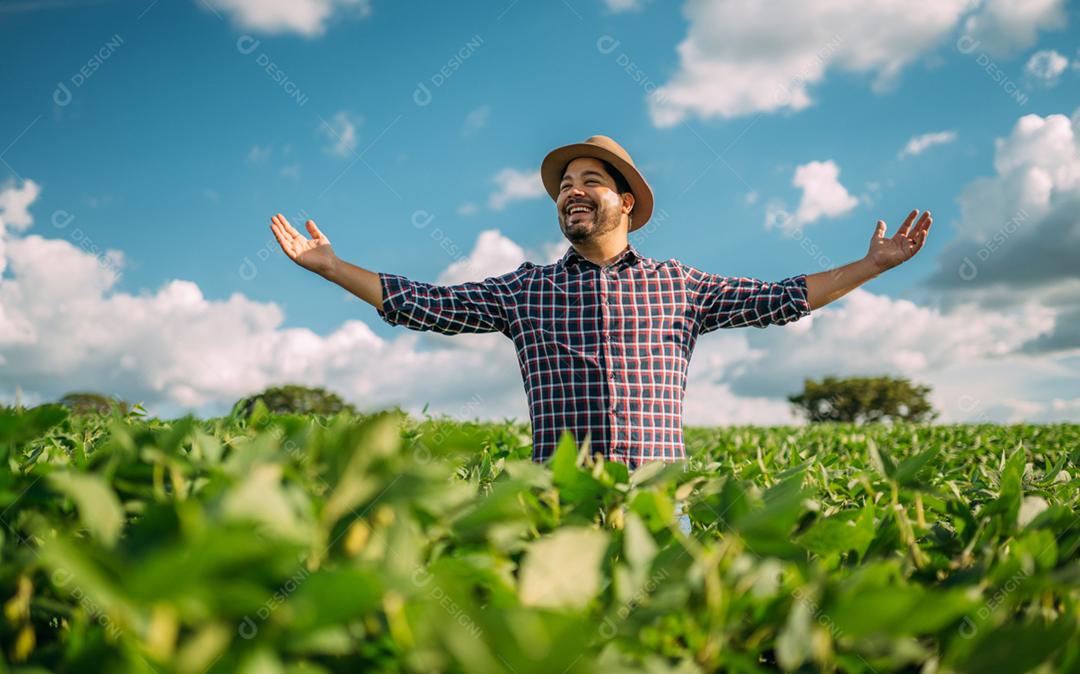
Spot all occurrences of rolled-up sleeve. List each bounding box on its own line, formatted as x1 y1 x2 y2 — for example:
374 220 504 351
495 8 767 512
684 265 812 333
376 272 510 335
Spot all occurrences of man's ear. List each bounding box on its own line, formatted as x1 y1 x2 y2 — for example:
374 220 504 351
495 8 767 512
622 191 635 215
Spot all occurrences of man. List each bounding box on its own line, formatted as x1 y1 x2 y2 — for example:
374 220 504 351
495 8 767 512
269 135 932 470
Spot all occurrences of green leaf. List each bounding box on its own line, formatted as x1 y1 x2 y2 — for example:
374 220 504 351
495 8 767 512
893 446 940 486
623 511 658 575
519 527 609 610
550 430 579 483
47 471 124 546
733 470 811 558
222 463 311 543
776 586 815 670
549 431 605 512
286 567 382 633
0 403 68 451
958 617 1077 674
630 490 676 531
868 439 897 479
321 414 401 529
797 501 876 562
826 585 975 637
982 446 1025 526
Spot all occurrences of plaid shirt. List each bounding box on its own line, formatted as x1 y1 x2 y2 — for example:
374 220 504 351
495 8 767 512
377 242 811 468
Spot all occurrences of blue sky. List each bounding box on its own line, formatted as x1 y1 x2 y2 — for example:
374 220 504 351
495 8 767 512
1 0 1078 423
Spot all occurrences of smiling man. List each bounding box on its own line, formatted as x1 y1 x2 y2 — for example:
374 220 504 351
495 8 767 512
270 134 932 469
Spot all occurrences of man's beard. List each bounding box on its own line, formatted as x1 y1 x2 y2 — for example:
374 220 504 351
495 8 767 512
560 201 620 244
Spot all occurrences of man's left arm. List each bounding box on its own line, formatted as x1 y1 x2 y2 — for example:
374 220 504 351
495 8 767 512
805 209 933 310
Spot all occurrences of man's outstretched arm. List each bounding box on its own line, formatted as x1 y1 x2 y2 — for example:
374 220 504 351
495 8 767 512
270 213 383 309
269 213 509 335
805 209 933 311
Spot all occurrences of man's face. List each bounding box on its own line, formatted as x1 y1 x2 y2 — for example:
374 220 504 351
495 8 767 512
556 157 633 244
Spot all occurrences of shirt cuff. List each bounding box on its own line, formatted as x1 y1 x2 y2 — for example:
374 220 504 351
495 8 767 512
376 272 411 326
783 273 812 318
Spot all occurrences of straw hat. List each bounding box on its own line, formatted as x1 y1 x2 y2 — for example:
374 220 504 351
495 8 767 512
540 134 654 231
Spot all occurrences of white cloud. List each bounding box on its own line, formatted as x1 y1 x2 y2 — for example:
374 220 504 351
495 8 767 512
960 0 1067 58
247 144 272 163
1024 49 1069 85
539 240 568 264
943 110 1079 246
765 160 857 232
648 0 1066 125
435 230 567 286
0 178 41 231
437 229 527 286
925 106 1080 355
487 168 545 210
688 287 1067 423
899 130 957 158
319 111 360 157
603 0 649 12
0 183 525 419
202 0 372 37
461 105 491 136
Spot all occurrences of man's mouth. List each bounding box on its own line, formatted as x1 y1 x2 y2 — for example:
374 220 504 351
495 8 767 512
565 202 595 223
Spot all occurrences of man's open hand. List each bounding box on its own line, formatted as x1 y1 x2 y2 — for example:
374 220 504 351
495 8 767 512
270 213 337 278
866 209 932 273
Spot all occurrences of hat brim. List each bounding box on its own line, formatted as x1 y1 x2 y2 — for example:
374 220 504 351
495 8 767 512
541 143 654 232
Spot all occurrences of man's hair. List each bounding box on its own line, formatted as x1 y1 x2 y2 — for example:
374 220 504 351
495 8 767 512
599 159 632 196
600 160 634 227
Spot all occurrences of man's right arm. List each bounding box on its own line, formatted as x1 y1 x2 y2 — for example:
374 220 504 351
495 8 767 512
270 213 383 310
270 213 510 335
322 257 384 311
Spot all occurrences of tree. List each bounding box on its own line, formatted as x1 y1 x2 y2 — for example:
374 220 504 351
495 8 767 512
231 384 357 418
57 392 130 415
788 375 938 424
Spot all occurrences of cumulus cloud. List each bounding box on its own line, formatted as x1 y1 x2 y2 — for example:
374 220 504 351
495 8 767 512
648 0 1066 125
764 160 857 232
925 109 1080 285
899 130 957 158
722 289 1053 395
924 107 1080 356
487 168 545 210
687 287 1072 423
959 0 1067 58
0 178 41 231
1024 49 1069 85
0 179 523 418
436 229 527 285
319 111 360 157
201 0 372 37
